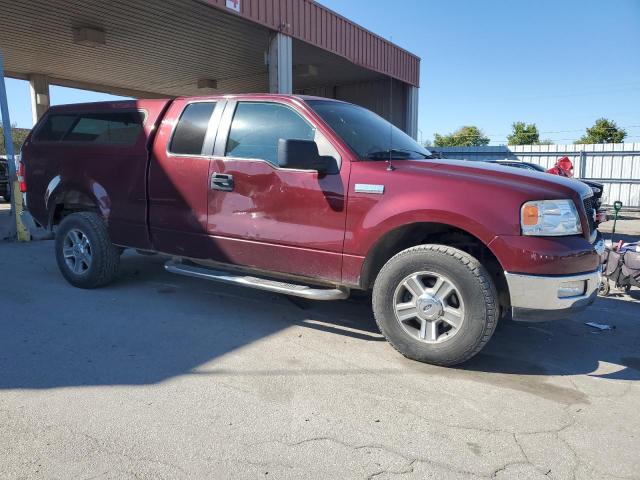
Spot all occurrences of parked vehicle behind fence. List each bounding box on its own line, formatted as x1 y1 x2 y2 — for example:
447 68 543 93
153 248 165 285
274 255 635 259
19 95 604 366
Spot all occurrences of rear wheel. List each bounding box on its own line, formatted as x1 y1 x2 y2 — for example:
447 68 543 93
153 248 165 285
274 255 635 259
55 212 120 288
372 244 498 366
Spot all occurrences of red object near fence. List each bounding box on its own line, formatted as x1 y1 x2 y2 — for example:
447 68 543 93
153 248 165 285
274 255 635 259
547 156 574 178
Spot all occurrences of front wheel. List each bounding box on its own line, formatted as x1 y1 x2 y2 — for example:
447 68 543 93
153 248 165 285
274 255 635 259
55 212 120 288
372 245 499 366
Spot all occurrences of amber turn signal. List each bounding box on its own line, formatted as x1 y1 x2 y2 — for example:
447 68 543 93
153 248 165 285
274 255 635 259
522 204 539 226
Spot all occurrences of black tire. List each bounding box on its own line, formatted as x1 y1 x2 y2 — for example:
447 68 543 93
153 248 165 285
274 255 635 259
347 289 372 304
55 212 120 289
372 244 498 366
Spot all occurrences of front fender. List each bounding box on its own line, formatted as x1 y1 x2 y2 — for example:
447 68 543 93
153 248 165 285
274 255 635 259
345 194 502 258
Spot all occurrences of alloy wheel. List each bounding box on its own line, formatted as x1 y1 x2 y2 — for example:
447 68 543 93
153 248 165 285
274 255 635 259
393 271 465 344
63 228 93 275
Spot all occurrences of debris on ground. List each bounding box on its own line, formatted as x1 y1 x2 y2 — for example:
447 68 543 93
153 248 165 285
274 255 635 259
585 322 615 331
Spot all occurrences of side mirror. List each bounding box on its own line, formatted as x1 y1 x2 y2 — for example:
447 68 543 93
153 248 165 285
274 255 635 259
277 139 338 174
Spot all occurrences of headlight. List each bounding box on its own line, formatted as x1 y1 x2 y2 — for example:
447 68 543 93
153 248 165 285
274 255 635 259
521 199 582 236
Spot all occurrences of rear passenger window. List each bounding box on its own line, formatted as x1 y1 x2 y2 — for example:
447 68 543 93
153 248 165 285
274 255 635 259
34 114 76 142
170 102 216 155
63 112 144 145
225 102 315 165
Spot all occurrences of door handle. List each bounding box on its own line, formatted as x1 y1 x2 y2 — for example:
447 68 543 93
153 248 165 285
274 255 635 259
210 173 234 191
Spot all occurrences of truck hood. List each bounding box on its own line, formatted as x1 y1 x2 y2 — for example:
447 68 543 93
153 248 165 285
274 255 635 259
404 158 592 200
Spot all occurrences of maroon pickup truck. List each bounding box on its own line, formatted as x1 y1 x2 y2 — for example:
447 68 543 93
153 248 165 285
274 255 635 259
19 94 603 366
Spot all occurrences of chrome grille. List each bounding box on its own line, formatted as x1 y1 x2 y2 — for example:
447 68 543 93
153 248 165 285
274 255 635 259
583 197 596 233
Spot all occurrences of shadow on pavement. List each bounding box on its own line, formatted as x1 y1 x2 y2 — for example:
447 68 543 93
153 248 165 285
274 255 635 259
1 242 639 390
0 247 384 390
458 294 640 381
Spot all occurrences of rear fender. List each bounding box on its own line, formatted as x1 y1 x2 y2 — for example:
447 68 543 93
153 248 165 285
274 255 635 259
45 176 111 228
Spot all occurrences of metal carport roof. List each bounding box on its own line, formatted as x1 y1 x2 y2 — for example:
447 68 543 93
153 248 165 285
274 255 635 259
1 0 419 99
201 0 420 87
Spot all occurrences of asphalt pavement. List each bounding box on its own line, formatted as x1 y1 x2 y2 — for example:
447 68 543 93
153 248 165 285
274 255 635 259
1 232 639 479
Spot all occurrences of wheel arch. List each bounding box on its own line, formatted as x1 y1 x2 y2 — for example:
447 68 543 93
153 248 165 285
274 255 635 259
45 176 110 229
359 221 510 316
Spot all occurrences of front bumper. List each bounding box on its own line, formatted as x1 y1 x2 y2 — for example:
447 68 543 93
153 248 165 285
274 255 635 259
506 268 601 322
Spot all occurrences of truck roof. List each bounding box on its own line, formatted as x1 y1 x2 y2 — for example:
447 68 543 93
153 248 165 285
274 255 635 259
46 94 345 114
47 98 171 114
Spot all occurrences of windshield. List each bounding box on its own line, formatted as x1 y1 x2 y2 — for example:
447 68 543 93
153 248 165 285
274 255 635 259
306 100 432 160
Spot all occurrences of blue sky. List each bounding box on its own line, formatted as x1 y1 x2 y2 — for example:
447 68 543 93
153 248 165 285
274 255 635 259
3 0 640 144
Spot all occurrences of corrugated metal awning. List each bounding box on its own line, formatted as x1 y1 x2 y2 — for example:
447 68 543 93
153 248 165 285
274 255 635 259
203 0 420 87
1 0 273 97
0 0 419 100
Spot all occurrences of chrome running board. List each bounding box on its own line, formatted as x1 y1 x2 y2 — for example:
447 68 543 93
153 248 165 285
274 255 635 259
164 260 350 301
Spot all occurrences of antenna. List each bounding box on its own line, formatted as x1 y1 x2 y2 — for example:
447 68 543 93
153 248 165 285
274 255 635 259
387 75 395 171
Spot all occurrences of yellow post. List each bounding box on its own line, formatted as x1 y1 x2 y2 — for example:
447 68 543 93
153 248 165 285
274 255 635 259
12 179 30 241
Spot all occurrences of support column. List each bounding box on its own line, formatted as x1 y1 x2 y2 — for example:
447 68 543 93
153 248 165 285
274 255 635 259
268 33 292 94
405 85 419 140
29 74 50 125
0 52 30 241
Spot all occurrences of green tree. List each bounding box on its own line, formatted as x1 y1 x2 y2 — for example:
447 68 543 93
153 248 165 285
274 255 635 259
433 126 490 147
539 139 554 145
0 124 31 155
507 122 540 145
575 118 626 144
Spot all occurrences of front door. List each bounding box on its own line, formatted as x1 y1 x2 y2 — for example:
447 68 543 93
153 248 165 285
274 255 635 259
206 100 350 282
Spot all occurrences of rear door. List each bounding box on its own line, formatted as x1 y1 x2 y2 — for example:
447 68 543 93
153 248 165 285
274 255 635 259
205 99 350 282
148 99 224 256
